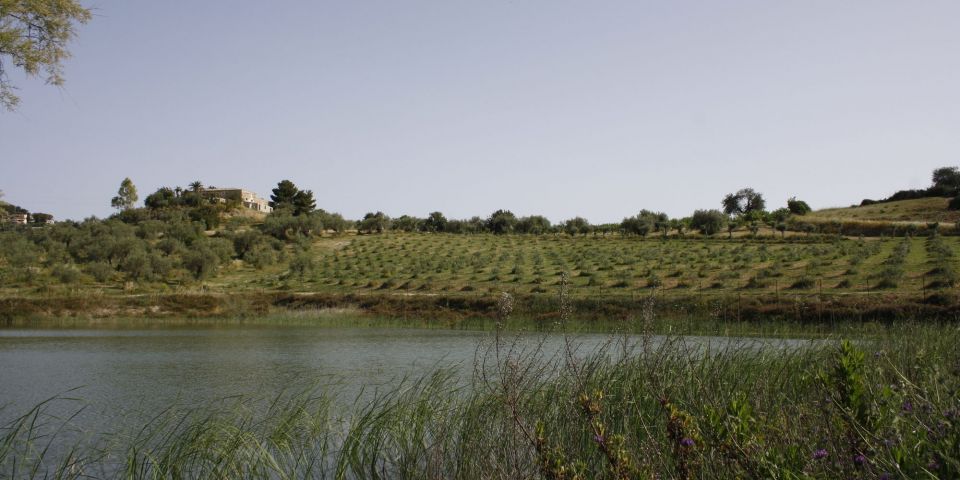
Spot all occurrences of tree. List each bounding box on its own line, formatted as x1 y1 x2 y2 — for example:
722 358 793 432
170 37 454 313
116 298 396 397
787 197 812 215
316 209 348 234
620 210 666 238
563 217 591 236
144 187 177 209
722 188 766 216
770 207 792 223
358 211 390 233
31 212 53 224
188 181 204 193
931 167 960 196
516 215 551 235
670 218 688 237
292 189 316 215
391 215 422 232
0 0 91 110
269 180 300 210
485 210 517 235
690 210 726 236
423 211 448 232
727 219 738 239
110 178 138 211
776 222 787 238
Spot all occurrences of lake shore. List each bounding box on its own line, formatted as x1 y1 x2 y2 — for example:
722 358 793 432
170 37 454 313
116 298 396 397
3 290 959 326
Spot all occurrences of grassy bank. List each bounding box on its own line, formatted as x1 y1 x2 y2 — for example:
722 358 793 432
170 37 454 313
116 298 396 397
3 288 960 329
2 322 957 479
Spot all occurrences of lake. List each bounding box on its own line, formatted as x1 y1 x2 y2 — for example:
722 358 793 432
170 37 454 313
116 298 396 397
0 324 814 444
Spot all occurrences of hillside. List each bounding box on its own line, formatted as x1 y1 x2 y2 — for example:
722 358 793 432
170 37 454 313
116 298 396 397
806 197 960 224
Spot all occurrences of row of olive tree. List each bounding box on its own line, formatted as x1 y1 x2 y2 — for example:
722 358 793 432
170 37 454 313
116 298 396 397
352 189 811 238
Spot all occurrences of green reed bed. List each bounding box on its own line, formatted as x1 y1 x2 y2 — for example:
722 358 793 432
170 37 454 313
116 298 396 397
2 321 958 479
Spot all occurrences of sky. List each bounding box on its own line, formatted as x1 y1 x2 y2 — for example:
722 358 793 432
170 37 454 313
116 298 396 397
1 0 959 223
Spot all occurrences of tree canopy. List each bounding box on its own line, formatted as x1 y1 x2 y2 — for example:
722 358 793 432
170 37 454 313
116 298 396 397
0 0 91 110
786 197 812 215
485 210 517 235
110 178 138 211
722 188 766 216
690 209 726 236
932 167 960 196
269 180 315 216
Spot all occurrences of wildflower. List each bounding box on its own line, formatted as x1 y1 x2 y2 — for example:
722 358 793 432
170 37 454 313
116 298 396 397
813 449 828 460
927 458 941 471
680 438 695 447
854 454 867 466
879 474 892 480
902 400 913 413
593 434 605 445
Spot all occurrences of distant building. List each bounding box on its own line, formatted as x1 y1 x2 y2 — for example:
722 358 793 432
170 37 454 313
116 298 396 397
201 188 273 213
7 213 28 225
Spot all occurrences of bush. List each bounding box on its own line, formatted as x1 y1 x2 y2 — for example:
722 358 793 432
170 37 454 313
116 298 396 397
204 237 236 263
84 262 115 282
52 264 81 284
156 238 185 256
287 251 315 279
119 250 153 281
183 247 220 280
244 243 278 269
690 210 726 236
264 212 323 240
949 196 960 211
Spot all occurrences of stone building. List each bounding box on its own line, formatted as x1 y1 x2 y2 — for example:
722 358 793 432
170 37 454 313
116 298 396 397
201 188 273 213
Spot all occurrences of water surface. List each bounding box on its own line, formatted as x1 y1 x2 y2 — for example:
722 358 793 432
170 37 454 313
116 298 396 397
0 325 811 433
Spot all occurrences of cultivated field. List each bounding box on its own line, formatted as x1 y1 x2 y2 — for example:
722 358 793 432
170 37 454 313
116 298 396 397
214 233 960 299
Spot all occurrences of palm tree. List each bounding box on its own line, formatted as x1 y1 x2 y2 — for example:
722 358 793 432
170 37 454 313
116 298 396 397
188 181 204 193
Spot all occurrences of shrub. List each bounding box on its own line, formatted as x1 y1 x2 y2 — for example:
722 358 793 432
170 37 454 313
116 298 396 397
119 250 153 281
244 243 278 269
205 237 236 263
183 247 220 280
690 210 726 236
950 196 960 211
52 264 81 284
287 251 316 279
84 262 115 282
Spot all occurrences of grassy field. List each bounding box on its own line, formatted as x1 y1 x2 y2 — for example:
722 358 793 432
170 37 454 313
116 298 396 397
807 197 960 224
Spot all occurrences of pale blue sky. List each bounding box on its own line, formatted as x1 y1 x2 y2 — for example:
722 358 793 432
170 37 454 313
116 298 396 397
2 1 959 222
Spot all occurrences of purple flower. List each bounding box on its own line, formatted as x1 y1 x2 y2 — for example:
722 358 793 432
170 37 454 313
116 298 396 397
854 454 867 466
879 474 892 480
593 434 605 445
902 400 914 413
813 449 828 460
680 438 695 447
928 458 941 471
